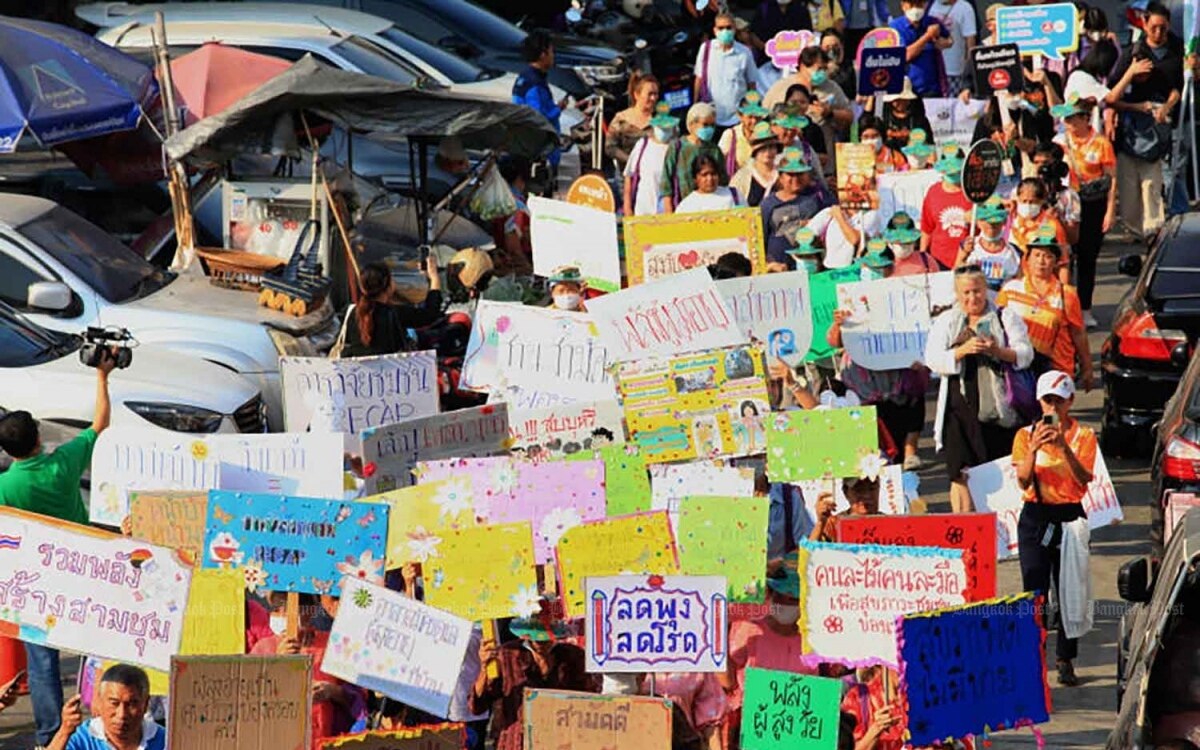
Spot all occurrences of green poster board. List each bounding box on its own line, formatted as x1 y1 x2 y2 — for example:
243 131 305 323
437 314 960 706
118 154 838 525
804 265 861 363
740 668 842 750
766 405 879 482
566 444 652 517
676 495 768 603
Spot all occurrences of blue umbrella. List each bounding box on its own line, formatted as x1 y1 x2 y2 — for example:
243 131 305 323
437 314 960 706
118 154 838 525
0 16 156 152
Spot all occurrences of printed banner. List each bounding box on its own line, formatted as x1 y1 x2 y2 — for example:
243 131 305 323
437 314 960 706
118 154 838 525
996 3 1079 59
0 506 191 672
318 725 464 750
586 268 747 362
835 272 953 370
529 195 621 292
569 445 653 518
422 522 539 621
971 43 1024 95
858 46 905 94
797 540 967 666
898 593 1051 746
507 400 625 459
717 271 814 367
623 208 767 286
359 404 510 496
324 578 472 718
676 496 769 603
365 479 477 569
835 143 878 210
585 575 728 673
557 512 680 617
766 29 820 69
740 668 842 750
924 98 987 149
169 655 312 750
522 689 674 749
129 491 208 563
618 345 770 464
765 407 879 482
201 491 389 596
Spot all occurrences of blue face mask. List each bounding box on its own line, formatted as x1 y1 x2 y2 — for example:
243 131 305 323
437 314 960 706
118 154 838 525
810 69 828 87
653 126 672 142
696 125 716 142
715 28 735 45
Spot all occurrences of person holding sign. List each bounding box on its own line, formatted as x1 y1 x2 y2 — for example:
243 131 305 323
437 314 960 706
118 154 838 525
47 665 163 750
730 121 781 207
660 102 727 213
919 146 974 269
890 0 952 97
881 80 935 152
624 103 679 217
954 196 1022 292
761 147 833 269
858 114 909 174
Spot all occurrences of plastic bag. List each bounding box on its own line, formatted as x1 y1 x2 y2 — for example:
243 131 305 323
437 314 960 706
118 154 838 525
468 164 519 221
1059 517 1093 640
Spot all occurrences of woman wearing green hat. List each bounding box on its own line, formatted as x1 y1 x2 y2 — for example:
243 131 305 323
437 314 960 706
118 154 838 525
719 90 770 175
660 102 727 214
759 146 832 268
729 120 780 208
623 102 678 217
953 196 1022 293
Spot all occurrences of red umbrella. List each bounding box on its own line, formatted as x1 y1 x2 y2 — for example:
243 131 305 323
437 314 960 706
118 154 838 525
169 42 292 125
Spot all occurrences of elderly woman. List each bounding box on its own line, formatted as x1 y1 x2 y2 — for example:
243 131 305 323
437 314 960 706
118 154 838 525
925 266 1034 513
660 102 727 213
729 120 779 207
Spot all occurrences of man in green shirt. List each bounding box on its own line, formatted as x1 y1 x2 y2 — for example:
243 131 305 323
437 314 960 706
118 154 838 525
0 355 114 748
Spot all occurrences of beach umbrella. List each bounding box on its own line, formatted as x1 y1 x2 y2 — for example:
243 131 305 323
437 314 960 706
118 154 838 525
169 42 291 125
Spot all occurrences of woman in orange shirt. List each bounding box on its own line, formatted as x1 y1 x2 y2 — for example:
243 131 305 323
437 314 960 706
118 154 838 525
1009 177 1070 284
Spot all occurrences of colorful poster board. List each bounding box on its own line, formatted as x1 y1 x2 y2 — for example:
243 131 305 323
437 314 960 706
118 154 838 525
766 29 819 69
649 461 755 530
835 143 878 210
169 654 312 750
622 208 767 286
522 689 674 749
835 272 953 371
568 445 653 518
422 522 539 621
129 491 208 562
585 575 728 673
529 195 621 292
556 512 680 617
676 496 769 603
365 479 477 569
201 491 388 596
740 668 842 750
765 406 879 482
507 400 625 459
618 345 770 464
717 271 814 367
797 540 967 666
854 26 902 70
858 46 905 94
996 3 1079 59
0 506 191 672
318 725 465 750
898 593 1051 746
324 578 472 718
804 266 862 362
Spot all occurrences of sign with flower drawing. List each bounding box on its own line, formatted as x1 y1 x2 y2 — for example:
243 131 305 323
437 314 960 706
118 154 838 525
556 512 680 618
201 491 389 596
363 479 478 570
422 522 539 621
323 577 472 718
765 406 880 482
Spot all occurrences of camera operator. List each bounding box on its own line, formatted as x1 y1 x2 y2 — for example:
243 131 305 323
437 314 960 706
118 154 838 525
1032 142 1081 247
0 349 116 747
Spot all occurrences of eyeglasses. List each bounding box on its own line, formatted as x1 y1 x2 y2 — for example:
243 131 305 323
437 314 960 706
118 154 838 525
955 264 983 274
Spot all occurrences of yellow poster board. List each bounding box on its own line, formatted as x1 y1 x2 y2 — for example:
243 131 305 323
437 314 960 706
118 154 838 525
423 522 539 621
555 512 680 617
623 207 767 285
365 478 478 569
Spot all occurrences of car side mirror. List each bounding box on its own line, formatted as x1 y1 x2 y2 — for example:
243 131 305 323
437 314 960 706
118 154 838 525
1118 254 1144 277
27 281 72 312
1118 557 1153 603
1172 341 1192 368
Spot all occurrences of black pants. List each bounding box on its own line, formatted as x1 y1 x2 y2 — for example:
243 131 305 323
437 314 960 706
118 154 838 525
1074 197 1107 310
1017 502 1086 661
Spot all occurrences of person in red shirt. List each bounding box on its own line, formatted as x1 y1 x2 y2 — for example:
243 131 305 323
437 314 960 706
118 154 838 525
919 146 974 269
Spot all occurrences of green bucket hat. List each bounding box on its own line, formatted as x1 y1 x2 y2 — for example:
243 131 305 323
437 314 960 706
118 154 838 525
1051 93 1095 121
901 128 934 158
935 144 965 174
738 90 770 118
976 195 1008 223
786 226 821 257
766 552 801 598
771 104 810 130
883 211 921 244
547 265 584 285
862 251 894 270
866 237 889 255
749 120 779 153
778 146 813 174
1026 222 1062 252
650 101 679 129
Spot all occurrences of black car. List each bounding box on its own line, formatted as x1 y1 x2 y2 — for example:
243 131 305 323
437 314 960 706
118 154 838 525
1148 346 1200 550
1100 212 1200 457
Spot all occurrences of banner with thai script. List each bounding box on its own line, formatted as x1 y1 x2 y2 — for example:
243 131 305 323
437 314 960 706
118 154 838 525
507 400 625 459
213 432 346 499
422 522 539 621
324 577 472 718
898 593 1051 746
0 506 191 672
201 491 388 596
522 689 673 749
365 479 477 569
618 345 770 464
129 491 208 563
359 404 510 495
835 272 953 370
796 464 909 522
568 445 652 517
677 496 768 603
584 575 728 673
622 208 767 285
740 668 841 750
765 407 879 482
797 540 967 667
557 512 680 617
169 654 312 750
716 271 814 367
318 725 465 750
530 195 621 292
587 268 747 361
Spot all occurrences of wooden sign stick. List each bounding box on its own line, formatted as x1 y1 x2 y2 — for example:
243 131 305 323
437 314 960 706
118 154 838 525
286 592 300 640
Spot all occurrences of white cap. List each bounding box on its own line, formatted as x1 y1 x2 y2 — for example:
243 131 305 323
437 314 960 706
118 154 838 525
1036 370 1076 400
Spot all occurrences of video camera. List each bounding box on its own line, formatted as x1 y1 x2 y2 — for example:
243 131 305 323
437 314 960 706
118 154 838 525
1038 159 1070 202
79 327 134 369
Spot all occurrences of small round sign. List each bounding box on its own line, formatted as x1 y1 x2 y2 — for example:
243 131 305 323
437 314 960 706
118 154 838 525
988 68 1011 90
961 139 1005 204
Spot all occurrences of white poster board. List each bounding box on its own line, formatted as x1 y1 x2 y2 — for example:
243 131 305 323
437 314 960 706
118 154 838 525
796 464 909 523
508 400 626 458
877 169 941 224
211 432 345 499
717 271 814 367
529 196 621 292
835 272 953 370
924 97 988 148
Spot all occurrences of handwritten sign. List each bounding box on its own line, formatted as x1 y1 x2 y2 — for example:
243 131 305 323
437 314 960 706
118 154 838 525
716 271 814 367
623 208 767 286
201 491 388 596
877 170 941 226
898 593 1051 745
835 143 877 210
0 507 191 672
996 3 1078 59
422 522 538 621
214 432 345 499
324 577 472 718
858 47 904 94
318 725 464 750
765 407 878 482
570 445 653 518
359 404 510 495
365 479 477 569
530 196 621 292
740 668 841 750
169 654 312 750
507 400 625 459
677 496 768 602
523 689 673 749
797 540 967 667
765 29 819 69
587 268 747 361
129 491 208 563
796 464 909 522
1083 452 1124 528
585 575 727 673
556 512 680 617
835 272 953 371
971 43 1024 95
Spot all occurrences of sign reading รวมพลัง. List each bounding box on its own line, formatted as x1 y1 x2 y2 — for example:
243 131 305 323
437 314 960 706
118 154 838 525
507 400 625 459
522 689 674 749
716 271 814 367
622 208 767 286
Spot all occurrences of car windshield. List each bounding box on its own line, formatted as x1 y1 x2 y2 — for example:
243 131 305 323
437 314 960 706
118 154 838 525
18 207 174 305
379 27 493 83
0 304 77 368
331 36 421 84
427 0 525 47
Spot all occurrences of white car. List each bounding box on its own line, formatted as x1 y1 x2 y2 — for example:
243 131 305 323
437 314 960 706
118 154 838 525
0 195 335 427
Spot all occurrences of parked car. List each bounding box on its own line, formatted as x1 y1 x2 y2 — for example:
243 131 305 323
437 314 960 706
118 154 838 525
1101 213 1200 457
1146 348 1200 551
0 194 336 427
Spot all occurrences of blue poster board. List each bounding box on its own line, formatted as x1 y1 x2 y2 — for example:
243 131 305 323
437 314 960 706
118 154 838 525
858 47 905 95
995 3 1079 60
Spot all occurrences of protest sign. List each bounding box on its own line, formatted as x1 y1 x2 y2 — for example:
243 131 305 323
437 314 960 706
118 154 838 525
854 26 902 69
462 302 616 408
835 143 878 210
924 98 987 149
650 461 756 530
971 43 1024 95
858 47 905 95
422 522 539 621
359 404 510 495
797 540 967 666
318 725 465 750
796 464 909 524
877 169 941 225
1083 452 1124 527
898 593 1051 746
169 654 312 750
566 173 617 213
618 345 770 464
529 195 621 292
507 400 625 459
365 479 477 569
766 29 819 69
676 496 769 602
717 271 814 367
996 3 1079 59
214 432 345 499
765 406 879 482
523 689 674 749
963 139 1005 204
129 491 208 562
324 578 472 718
585 574 728 673
804 266 862 362
568 444 653 517
587 268 746 361
740 668 841 750
280 352 439 438
0 506 191 672
1167 493 1200 543
90 426 221 526
201 491 389 596
557 512 679 617
623 208 767 286
835 272 954 370
416 456 606 564
835 513 997 601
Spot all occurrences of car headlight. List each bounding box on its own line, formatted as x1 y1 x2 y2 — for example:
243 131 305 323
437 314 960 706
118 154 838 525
126 402 225 433
267 327 313 357
572 64 623 86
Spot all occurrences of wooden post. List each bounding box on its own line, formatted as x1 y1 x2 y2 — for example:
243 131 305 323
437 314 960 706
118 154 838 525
151 14 196 271
482 620 500 681
286 592 300 640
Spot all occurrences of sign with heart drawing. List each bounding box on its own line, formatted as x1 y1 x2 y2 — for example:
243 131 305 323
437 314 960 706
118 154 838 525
622 208 767 286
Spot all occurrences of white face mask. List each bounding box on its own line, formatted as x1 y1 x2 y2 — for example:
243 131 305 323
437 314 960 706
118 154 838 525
982 224 1006 241
269 614 288 636
1016 202 1041 219
553 292 582 311
1087 30 1105 42
863 137 883 153
905 7 925 22
771 604 801 626
890 242 916 259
